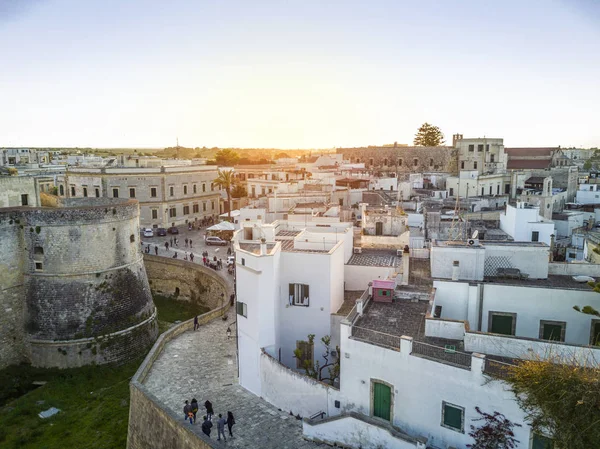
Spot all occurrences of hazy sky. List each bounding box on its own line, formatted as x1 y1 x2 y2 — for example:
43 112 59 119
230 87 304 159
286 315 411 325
1 0 599 149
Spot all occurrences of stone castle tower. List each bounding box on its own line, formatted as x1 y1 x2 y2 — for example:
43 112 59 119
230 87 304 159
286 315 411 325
0 197 158 369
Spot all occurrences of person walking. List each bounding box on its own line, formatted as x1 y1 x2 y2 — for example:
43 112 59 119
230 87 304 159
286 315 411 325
190 252 194 263
226 411 235 438
191 398 199 423
194 315 199 331
175 237 179 247
170 237 173 247
165 241 169 252
201 416 212 437
154 245 158 255
184 252 188 261
183 400 191 422
217 414 227 441
185 238 189 248
189 239 193 248
204 400 214 420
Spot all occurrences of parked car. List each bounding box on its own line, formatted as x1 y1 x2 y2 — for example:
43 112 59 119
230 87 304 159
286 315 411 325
205 236 228 246
167 226 179 234
156 228 167 236
226 255 235 266
143 228 154 238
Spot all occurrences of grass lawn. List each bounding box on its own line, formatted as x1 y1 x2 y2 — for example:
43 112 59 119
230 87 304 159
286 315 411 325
0 295 209 449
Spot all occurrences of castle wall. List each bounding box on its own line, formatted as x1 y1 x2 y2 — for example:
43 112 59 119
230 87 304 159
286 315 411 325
0 198 158 369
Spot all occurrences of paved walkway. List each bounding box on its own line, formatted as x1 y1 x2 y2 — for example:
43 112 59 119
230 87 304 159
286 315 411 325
143 309 326 448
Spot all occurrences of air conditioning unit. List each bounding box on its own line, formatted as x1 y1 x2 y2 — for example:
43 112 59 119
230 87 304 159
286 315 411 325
353 247 362 254
468 239 480 246
396 249 403 256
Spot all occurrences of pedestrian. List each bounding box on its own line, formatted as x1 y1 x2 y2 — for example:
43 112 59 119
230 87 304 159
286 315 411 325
175 237 179 247
227 247 231 256
226 411 235 437
165 241 169 252
185 238 189 248
194 315 199 331
154 245 158 255
190 252 194 262
204 400 214 420
217 413 227 441
172 252 178 259
189 239 193 248
183 400 191 421
184 252 188 261
191 398 199 423
170 237 173 246
201 416 213 437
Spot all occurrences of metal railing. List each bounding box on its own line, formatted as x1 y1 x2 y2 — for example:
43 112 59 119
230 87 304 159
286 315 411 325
351 325 402 351
483 358 516 379
411 340 472 369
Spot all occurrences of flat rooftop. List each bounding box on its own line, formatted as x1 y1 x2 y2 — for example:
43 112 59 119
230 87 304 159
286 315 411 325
276 230 302 237
275 238 330 253
347 249 399 267
238 242 278 255
433 240 548 248
484 275 595 291
354 298 429 341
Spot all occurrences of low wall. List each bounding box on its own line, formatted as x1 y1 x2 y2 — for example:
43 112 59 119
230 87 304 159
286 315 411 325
361 235 406 249
144 255 229 310
127 297 231 448
344 264 395 291
424 318 466 341
303 413 424 449
260 348 340 419
548 262 600 277
464 332 600 367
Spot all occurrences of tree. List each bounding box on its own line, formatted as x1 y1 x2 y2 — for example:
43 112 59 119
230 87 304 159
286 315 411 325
504 356 600 449
583 160 592 170
213 169 235 220
214 149 240 166
293 334 340 385
414 122 445 146
231 184 247 199
467 407 521 449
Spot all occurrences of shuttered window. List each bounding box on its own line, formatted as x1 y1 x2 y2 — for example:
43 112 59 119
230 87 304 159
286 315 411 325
236 301 247 318
289 283 309 306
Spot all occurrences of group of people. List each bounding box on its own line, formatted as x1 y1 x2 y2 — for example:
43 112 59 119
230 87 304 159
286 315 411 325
202 251 223 270
184 399 235 441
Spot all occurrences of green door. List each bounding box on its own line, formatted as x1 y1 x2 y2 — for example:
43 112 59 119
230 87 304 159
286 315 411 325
490 314 514 335
592 322 600 346
373 382 391 421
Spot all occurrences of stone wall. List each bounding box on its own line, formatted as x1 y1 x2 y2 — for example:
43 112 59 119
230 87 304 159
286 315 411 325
144 255 229 310
0 198 158 369
337 146 457 174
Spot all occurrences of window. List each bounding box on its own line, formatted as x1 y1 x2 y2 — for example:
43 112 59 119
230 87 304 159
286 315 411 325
150 187 157 198
193 204 199 213
34 246 44 255
369 158 374 166
383 158 388 166
497 185 500 195
211 183 214 191
241 258 245 266
397 158 403 166
486 144 490 151
71 186 76 196
429 158 434 167
295 340 314 368
413 158 418 167
460 161 465 169
193 184 197 194
236 301 247 318
531 231 540 242
130 234 135 243
488 312 517 336
473 161 478 169
169 186 174 197
95 187 100 198
202 183 206 192
468 144 474 152
441 401 464 433
477 144 484 152
211 200 215 210
531 433 555 449
83 187 88 197
490 154 495 163
129 188 136 198
35 262 43 271
21 194 28 206
203 203 207 212
59 185 64 196
539 320 566 342
183 205 190 215
112 188 119 198
590 319 600 346
169 207 176 218
151 209 158 219
489 186 492 195
289 283 310 306
449 188 454 196
568 252 576 259
379 290 390 296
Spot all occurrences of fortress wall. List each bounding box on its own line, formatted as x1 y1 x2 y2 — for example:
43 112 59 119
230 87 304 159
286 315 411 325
0 211 27 369
144 255 229 310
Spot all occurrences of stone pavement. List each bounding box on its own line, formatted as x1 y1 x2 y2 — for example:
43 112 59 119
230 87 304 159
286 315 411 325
143 309 326 449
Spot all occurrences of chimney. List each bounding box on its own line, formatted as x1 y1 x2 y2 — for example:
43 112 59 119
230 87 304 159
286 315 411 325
260 238 267 255
368 281 373 297
394 141 397 148
402 250 410 286
452 260 460 281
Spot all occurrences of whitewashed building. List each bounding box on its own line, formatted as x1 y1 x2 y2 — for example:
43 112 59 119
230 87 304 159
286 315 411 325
499 202 556 245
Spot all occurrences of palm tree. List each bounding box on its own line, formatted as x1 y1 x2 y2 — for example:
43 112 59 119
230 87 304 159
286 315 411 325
213 169 235 220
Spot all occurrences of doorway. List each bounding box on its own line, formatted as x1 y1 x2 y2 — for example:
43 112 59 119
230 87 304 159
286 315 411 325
372 381 392 421
375 222 383 236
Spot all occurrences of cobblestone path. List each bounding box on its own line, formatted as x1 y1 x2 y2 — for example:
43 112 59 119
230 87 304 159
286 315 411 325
143 310 326 449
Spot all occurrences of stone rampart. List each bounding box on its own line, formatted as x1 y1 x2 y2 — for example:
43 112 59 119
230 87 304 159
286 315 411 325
144 255 229 310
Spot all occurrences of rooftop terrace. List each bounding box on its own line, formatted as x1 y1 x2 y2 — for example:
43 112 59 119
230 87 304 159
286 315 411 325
347 249 399 267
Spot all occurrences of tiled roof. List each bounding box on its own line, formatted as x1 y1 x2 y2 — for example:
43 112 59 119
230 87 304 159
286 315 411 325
505 147 556 156
507 160 551 169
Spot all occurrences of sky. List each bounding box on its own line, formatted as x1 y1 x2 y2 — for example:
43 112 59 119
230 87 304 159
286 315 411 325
0 0 599 149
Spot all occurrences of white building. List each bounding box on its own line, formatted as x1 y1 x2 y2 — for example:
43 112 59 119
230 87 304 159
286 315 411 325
576 183 600 205
499 202 556 245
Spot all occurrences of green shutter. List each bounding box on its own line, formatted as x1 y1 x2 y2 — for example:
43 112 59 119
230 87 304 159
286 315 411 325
491 314 514 335
592 322 600 346
373 383 391 421
443 403 463 431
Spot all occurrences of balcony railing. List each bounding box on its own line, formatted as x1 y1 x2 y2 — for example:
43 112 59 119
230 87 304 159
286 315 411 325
483 358 516 379
351 325 402 351
412 340 472 369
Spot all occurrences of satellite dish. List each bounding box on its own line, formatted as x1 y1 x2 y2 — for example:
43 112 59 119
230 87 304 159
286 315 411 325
472 230 479 239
